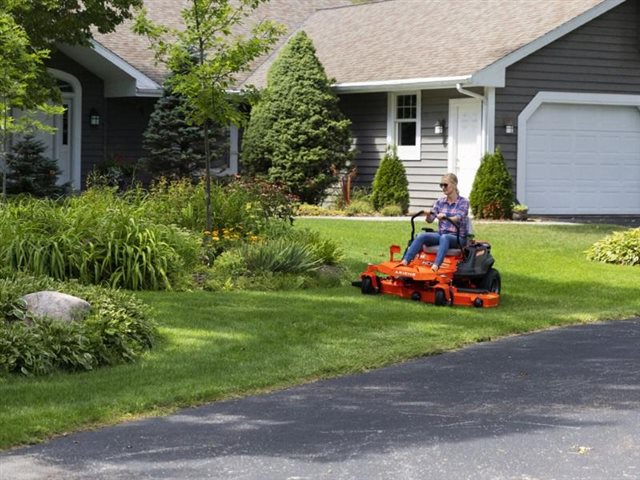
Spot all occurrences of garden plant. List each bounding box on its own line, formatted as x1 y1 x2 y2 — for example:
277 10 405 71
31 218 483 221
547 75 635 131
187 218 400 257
469 148 513 219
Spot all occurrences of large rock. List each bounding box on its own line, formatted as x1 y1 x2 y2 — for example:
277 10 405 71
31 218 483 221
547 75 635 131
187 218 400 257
20 291 91 323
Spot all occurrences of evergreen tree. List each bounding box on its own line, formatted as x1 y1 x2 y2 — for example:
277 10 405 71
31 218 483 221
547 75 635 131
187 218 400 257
141 87 227 180
241 31 353 204
371 145 410 213
6 135 67 197
469 148 513 219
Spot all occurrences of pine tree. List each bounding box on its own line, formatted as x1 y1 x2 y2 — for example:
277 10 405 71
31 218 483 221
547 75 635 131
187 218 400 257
241 31 353 204
6 135 67 197
141 87 227 180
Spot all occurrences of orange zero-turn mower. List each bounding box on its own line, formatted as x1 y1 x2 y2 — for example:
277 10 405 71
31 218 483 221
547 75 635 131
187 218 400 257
352 211 501 308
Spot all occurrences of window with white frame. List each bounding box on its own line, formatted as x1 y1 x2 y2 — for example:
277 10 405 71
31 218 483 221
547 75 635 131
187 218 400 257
388 92 421 160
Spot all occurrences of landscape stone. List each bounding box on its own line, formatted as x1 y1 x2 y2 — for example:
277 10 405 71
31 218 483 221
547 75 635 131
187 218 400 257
20 291 91 323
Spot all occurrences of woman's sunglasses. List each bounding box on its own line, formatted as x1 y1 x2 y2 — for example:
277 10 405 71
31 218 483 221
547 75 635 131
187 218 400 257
439 183 448 188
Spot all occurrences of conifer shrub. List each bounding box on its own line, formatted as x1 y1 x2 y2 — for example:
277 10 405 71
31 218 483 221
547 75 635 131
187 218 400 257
469 149 513 219
5 135 68 197
370 146 410 213
241 31 353 204
141 85 227 180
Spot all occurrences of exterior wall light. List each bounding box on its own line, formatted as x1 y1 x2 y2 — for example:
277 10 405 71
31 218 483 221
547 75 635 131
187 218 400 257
89 108 101 127
505 119 515 135
434 119 445 135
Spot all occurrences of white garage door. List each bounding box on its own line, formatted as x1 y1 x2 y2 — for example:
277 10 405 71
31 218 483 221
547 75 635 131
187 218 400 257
525 103 640 214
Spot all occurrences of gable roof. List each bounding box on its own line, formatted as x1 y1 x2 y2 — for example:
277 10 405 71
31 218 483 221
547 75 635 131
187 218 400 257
242 0 624 92
60 0 627 96
79 0 350 96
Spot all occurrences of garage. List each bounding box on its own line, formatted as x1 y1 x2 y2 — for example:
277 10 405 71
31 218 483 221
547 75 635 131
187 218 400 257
522 102 640 215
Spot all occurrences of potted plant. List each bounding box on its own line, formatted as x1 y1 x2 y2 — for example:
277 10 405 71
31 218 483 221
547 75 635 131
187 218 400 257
512 203 529 221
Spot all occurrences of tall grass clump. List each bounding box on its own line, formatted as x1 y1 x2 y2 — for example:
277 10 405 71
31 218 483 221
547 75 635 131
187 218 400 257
0 190 200 290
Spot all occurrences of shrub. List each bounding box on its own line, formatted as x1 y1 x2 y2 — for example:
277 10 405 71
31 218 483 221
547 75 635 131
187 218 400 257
0 273 156 376
5 135 68 197
241 31 353 204
345 198 375 216
296 204 344 216
371 146 410 212
586 228 640 266
380 204 404 217
469 148 513 219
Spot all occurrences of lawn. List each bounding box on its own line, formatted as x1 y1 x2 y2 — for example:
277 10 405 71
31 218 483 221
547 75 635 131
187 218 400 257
1 219 638 449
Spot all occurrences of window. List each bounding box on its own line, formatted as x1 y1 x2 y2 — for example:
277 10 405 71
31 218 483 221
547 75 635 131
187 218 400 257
388 92 421 160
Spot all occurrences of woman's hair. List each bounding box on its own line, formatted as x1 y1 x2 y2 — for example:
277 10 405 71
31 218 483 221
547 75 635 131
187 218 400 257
441 173 459 194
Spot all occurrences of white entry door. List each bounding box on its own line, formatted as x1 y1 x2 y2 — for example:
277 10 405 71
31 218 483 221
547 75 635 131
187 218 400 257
448 98 483 199
29 99 72 186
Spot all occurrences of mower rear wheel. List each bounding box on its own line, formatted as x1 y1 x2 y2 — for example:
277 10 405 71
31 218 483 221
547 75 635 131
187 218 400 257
480 268 501 294
361 276 376 295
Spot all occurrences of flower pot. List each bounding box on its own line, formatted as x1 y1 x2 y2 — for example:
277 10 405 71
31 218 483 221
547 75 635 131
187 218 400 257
512 210 528 221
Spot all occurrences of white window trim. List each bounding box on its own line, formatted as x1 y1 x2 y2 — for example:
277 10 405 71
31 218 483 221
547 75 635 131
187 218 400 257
387 92 421 161
516 91 640 206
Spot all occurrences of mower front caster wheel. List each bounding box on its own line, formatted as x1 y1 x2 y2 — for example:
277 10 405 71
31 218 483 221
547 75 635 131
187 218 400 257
434 289 447 306
361 276 376 295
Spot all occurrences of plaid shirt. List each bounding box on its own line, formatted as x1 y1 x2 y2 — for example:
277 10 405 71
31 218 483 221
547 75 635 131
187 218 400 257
430 196 469 237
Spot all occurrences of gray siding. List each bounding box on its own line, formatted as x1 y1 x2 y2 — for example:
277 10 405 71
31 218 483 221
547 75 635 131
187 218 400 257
340 89 474 211
338 92 387 188
496 0 640 183
106 98 156 168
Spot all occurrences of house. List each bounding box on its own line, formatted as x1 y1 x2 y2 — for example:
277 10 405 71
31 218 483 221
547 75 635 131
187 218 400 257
43 0 640 215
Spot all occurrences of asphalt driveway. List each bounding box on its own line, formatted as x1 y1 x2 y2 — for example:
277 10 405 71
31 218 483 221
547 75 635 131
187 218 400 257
2 318 639 480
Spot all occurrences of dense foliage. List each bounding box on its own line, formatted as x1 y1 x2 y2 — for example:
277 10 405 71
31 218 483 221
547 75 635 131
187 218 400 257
0 272 155 376
11 0 142 49
586 228 640 266
141 86 228 180
241 31 353 204
5 135 68 197
370 146 409 213
469 149 513 219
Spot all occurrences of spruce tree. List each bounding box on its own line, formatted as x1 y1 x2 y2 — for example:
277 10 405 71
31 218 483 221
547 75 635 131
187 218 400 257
6 135 67 197
141 87 227 180
241 31 353 204
371 146 410 212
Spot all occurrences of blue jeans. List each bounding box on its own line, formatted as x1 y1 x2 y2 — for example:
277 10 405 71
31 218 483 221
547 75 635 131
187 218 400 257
403 233 465 267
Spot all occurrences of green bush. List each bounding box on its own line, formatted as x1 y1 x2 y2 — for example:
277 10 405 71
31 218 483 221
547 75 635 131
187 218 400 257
469 148 513 219
345 198 375 216
0 273 155 376
586 228 640 266
370 146 409 212
241 31 353 204
380 204 404 217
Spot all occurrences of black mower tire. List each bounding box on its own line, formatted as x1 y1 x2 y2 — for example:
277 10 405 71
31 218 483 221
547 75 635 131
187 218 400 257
361 276 375 295
434 289 447 306
480 268 501 294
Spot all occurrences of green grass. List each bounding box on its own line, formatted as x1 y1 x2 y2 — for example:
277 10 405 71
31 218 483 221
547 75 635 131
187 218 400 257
1 220 638 449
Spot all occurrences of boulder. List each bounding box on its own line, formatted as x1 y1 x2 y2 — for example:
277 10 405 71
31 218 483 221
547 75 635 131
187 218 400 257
20 291 91 323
